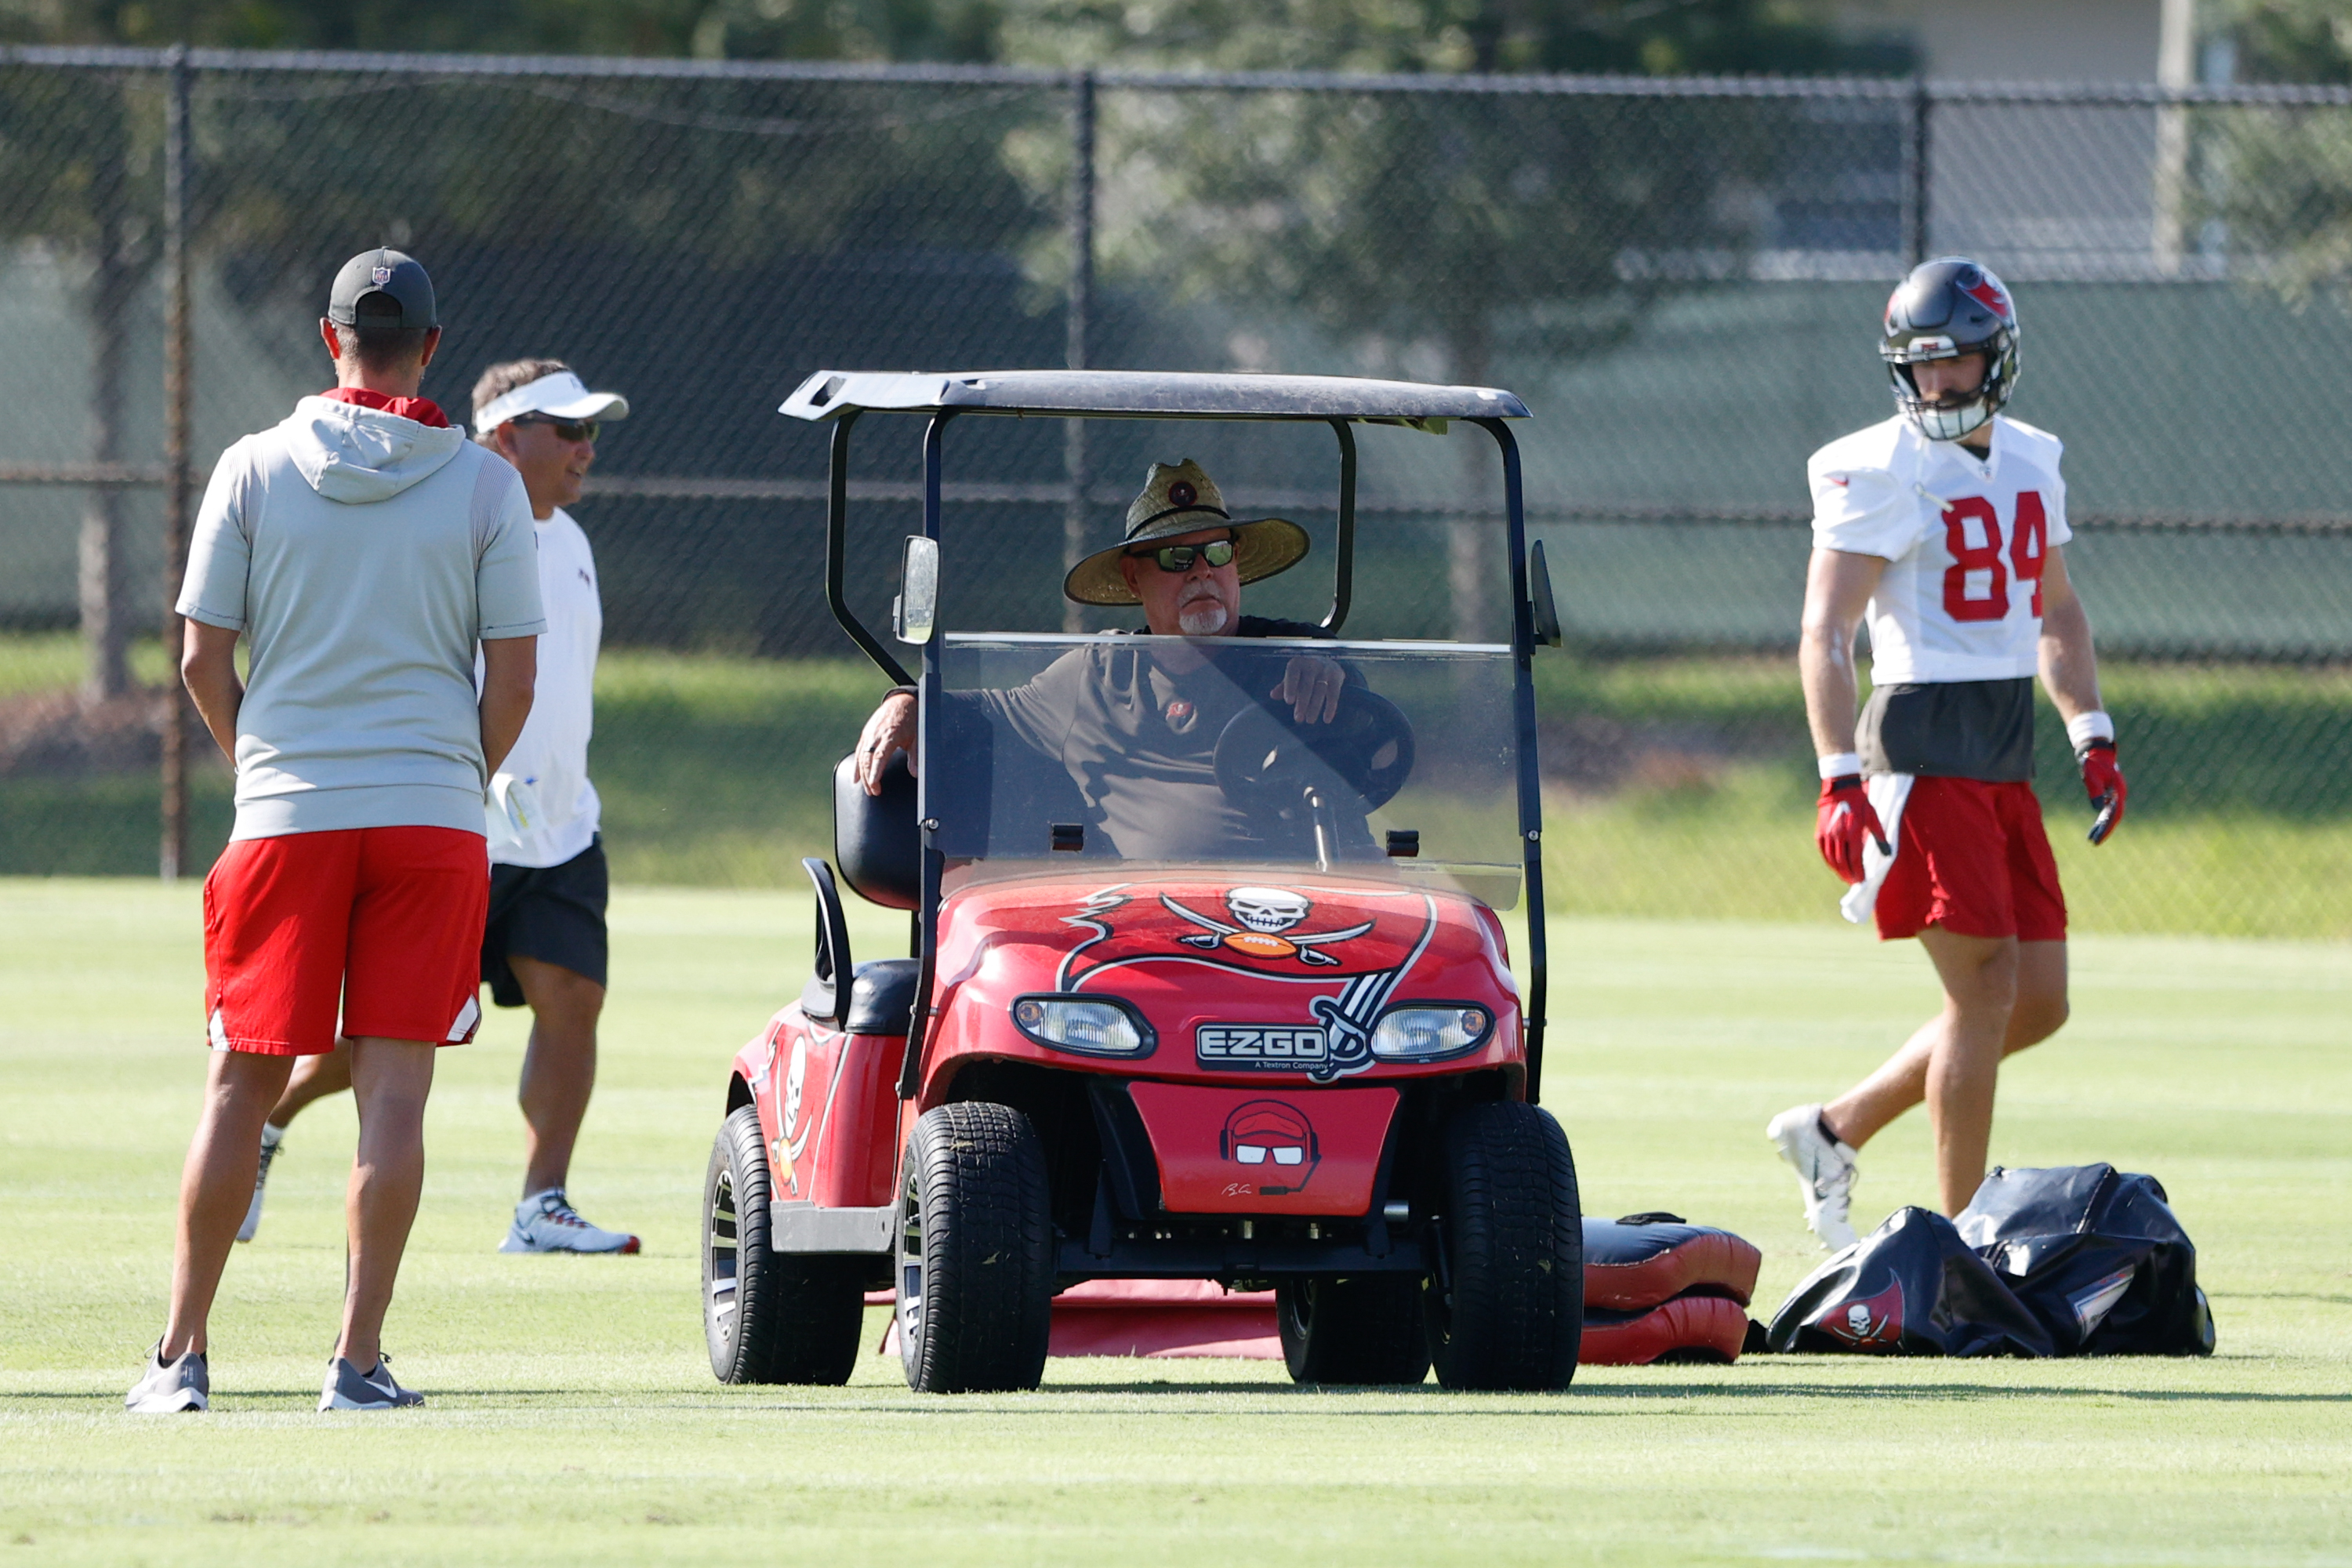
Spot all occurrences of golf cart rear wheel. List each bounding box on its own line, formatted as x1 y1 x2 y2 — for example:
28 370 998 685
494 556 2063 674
895 1102 1054 1394
702 1105 864 1385
1425 1101 1583 1392
1277 1275 1432 1385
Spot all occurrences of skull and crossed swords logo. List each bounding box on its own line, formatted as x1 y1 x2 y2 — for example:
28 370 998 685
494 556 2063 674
1160 887 1372 967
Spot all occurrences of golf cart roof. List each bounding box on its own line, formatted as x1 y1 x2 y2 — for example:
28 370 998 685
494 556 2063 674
779 369 1529 427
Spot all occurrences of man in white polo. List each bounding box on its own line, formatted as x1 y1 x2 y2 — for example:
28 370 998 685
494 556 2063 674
246 360 638 1255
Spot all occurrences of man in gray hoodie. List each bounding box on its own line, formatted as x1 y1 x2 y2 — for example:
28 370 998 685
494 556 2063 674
125 250 544 1415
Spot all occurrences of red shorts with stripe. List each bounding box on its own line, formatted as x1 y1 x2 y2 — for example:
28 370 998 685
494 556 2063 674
202 826 489 1055
1875 776 2067 943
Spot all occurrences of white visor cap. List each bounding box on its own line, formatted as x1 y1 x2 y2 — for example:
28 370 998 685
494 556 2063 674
475 370 630 433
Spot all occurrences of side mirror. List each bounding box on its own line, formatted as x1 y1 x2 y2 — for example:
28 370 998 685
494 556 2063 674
894 535 938 644
1528 539 1564 648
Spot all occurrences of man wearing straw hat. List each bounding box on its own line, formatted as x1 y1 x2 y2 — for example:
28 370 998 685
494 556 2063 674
852 459 1357 856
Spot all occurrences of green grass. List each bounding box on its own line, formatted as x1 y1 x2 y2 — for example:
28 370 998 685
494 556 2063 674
2 878 2348 1565
0 630 176 697
6 637 2352 935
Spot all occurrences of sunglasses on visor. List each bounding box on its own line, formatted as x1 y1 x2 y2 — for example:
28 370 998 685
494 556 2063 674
1127 539 1236 573
517 415 599 442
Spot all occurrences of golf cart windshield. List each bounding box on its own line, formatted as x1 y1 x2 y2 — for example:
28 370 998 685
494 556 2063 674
930 633 1522 906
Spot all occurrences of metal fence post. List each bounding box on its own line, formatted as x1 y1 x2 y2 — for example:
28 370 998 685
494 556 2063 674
1061 68 1096 633
159 43 193 881
1905 75 1930 267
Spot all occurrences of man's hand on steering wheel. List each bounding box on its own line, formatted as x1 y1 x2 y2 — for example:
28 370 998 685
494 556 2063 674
855 690 917 797
1272 655 1346 724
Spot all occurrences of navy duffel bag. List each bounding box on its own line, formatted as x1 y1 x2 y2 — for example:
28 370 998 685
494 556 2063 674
1766 1163 2214 1358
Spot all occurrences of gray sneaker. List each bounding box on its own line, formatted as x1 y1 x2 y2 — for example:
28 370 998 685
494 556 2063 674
237 1129 286 1244
318 1353 424 1412
499 1189 641 1254
125 1343 209 1414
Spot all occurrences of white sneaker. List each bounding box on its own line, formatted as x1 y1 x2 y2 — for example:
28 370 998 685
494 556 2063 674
499 1189 641 1254
125 1343 208 1414
1767 1104 1860 1250
319 1353 423 1412
236 1127 286 1244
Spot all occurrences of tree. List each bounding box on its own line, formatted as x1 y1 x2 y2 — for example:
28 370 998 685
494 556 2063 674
2190 3 2352 301
0 60 162 698
2221 0 2352 84
996 0 1907 636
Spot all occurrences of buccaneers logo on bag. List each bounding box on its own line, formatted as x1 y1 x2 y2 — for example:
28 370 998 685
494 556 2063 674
1817 1278 1906 1351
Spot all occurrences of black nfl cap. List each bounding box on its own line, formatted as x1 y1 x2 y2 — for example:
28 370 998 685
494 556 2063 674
328 247 437 330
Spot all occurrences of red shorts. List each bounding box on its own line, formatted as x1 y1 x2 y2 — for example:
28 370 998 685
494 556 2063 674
202 826 489 1055
1875 776 2067 943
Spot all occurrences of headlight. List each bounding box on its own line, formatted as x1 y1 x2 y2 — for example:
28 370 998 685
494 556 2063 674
1011 995 1154 1058
1369 1005 1494 1062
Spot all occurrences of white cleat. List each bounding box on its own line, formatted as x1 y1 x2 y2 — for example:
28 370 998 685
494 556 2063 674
319 1353 423 1412
237 1129 285 1244
125 1343 209 1414
1767 1104 1860 1251
499 1189 641 1255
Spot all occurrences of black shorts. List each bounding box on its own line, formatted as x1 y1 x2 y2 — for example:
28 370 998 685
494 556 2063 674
481 836 608 1008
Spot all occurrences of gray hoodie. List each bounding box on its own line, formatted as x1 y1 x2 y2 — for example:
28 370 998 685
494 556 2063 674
178 396 545 840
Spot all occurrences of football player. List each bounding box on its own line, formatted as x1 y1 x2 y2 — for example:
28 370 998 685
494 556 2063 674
1767 257 2127 1249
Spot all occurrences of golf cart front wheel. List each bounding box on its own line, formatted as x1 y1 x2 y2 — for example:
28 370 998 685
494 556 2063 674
895 1102 1054 1393
1277 1275 1431 1385
702 1104 864 1385
1425 1101 1583 1391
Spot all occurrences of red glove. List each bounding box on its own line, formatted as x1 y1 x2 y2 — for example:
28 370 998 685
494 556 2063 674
2080 739 2126 844
1815 775 1888 885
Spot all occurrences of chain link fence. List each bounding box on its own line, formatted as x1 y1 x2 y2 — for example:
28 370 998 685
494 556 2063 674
3 49 2349 936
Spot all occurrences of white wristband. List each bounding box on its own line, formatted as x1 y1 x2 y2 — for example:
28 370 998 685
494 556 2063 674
1817 752 1864 780
2066 712 2114 750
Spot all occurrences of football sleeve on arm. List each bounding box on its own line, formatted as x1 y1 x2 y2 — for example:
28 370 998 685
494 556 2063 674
1808 462 1917 562
176 446 254 632
472 461 547 641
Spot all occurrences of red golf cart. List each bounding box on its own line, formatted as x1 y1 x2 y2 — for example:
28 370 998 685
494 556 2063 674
701 370 1581 1392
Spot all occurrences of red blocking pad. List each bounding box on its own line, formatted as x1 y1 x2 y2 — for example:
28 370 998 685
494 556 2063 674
1581 1217 1762 1311
1580 1294 1753 1366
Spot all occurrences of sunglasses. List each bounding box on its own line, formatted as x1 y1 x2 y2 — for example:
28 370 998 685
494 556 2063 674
1127 539 1235 573
517 415 599 442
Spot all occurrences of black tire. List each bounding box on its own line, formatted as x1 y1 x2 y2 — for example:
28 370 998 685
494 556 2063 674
702 1105 865 1385
1425 1101 1583 1392
1277 1275 1432 1385
895 1102 1054 1393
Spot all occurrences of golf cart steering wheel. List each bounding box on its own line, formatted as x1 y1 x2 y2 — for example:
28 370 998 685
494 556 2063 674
1213 684 1416 818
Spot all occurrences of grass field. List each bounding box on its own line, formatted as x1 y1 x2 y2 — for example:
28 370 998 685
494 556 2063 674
2 877 2347 1566
7 633 2351 935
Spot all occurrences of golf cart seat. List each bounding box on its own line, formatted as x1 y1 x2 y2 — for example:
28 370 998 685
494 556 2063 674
833 751 919 909
840 958 920 1036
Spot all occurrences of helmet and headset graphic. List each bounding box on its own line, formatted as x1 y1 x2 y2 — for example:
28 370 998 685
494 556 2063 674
1218 1099 1320 1195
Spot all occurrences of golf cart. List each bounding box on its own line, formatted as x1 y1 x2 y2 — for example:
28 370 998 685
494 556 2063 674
701 370 1581 1392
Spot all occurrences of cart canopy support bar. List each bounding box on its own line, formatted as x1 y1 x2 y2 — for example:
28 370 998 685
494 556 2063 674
784 369 1528 426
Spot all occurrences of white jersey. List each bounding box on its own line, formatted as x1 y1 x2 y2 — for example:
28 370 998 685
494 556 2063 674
482 506 602 867
1808 413 2071 685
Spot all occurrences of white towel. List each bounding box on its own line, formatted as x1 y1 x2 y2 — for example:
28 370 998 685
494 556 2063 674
485 772 546 855
1838 772 1916 925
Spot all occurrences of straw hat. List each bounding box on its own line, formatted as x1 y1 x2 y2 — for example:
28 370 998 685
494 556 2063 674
1062 459 1311 607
